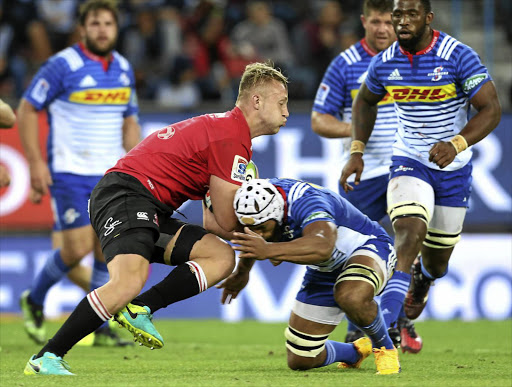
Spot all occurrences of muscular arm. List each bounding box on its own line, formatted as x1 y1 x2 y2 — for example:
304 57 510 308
351 82 384 143
122 115 141 152
460 81 501 145
202 202 236 240
311 111 351 138
232 221 337 265
209 175 242 232
429 81 502 168
338 83 384 191
0 99 16 128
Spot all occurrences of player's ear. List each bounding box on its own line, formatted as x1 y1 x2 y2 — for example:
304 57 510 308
252 93 261 110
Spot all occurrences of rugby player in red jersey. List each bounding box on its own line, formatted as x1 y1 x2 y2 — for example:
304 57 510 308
24 61 289 376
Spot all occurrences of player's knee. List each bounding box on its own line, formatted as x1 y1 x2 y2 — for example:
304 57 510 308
423 227 461 249
194 234 236 277
61 243 93 264
170 224 209 265
393 219 426 247
286 352 316 371
284 326 328 370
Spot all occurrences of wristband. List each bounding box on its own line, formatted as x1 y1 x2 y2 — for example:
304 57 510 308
449 135 468 154
350 140 366 155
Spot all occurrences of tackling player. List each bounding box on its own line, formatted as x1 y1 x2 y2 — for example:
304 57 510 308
340 0 501 327
219 178 401 375
23 61 289 376
311 0 421 352
17 0 140 347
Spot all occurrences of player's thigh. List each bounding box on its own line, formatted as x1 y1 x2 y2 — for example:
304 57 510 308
60 224 96 262
387 175 435 226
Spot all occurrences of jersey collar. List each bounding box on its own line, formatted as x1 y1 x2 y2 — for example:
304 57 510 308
399 29 440 64
360 38 378 57
78 42 113 72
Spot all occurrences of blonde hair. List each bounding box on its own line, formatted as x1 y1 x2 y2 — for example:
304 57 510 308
236 61 288 102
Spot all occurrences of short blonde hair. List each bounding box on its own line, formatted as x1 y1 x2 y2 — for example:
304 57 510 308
237 61 288 102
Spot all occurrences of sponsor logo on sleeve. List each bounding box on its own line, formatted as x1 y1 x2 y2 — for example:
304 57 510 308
314 83 330 106
303 211 333 224
463 73 488 93
231 155 248 183
30 78 50 104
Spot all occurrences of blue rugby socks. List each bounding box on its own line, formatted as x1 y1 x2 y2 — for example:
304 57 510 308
30 249 70 306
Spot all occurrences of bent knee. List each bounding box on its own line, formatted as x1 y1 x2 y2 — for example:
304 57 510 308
287 352 317 371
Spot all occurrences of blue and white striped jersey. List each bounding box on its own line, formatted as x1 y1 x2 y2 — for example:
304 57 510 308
365 30 491 171
23 43 138 176
271 178 391 272
313 39 397 181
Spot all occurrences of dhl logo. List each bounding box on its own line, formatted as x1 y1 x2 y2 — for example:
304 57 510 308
69 87 131 104
384 84 456 102
351 89 394 105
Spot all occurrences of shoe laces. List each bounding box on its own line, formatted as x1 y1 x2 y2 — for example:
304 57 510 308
374 348 398 369
398 318 417 338
47 355 71 371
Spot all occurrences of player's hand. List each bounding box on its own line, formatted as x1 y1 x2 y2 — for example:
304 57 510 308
339 154 364 193
429 141 457 169
216 271 250 304
0 165 10 188
29 188 43 204
231 227 270 260
29 160 52 196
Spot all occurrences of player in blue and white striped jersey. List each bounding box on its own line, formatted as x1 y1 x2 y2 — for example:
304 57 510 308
219 178 401 375
341 0 501 325
17 0 140 349
312 0 420 352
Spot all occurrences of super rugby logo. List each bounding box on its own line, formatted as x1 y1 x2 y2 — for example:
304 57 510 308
231 155 248 183
428 66 449 81
157 126 175 140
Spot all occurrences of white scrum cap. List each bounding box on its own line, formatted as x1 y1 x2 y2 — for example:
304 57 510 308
233 179 285 226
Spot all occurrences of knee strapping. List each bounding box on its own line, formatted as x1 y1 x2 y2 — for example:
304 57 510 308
423 227 461 249
335 263 382 296
170 224 208 265
388 201 430 225
284 326 328 358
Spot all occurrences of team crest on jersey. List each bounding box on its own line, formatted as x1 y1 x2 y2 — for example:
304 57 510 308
31 78 50 104
119 72 130 86
231 155 248 183
428 66 449 81
157 125 175 140
314 83 330 106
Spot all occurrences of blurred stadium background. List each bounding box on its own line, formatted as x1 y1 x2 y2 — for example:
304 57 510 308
0 0 511 324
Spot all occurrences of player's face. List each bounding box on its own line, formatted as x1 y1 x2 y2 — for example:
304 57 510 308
258 80 289 135
81 9 118 57
362 10 396 52
249 220 280 242
391 0 432 51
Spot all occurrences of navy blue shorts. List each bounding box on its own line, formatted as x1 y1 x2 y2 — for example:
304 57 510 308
50 173 102 231
338 174 388 222
389 156 472 207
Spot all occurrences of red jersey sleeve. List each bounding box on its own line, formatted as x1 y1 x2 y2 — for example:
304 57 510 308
209 137 251 185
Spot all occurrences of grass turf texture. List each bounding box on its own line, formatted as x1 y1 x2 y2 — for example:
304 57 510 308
1 318 510 386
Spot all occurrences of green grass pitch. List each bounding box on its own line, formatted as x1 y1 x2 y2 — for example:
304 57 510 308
1 317 511 386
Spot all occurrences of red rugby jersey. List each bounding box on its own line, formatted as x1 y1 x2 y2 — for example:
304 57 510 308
108 107 252 209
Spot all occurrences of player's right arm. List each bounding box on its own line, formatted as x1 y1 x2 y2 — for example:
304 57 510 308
339 81 384 192
311 111 351 138
17 98 53 196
